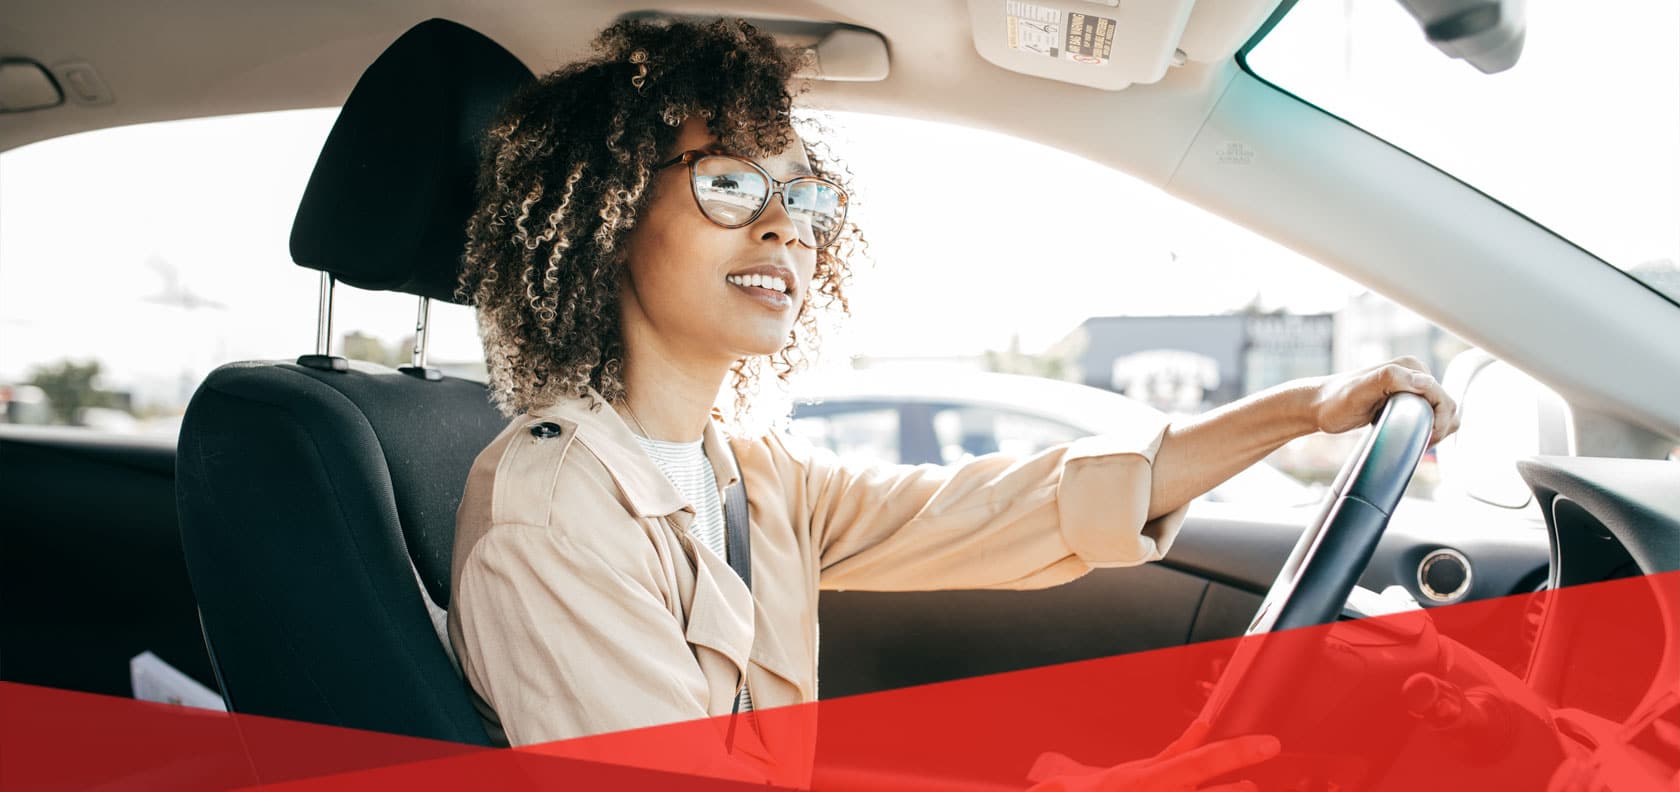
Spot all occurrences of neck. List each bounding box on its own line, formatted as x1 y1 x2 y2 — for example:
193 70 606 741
615 310 733 444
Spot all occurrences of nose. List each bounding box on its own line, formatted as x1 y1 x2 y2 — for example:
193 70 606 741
748 188 803 248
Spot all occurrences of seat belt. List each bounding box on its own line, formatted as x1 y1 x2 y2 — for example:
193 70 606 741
723 453 751 590
722 447 753 726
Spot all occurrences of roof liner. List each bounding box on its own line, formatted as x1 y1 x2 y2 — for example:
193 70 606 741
0 0 1254 190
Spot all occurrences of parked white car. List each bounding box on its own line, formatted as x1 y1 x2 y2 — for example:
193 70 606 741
788 367 1325 507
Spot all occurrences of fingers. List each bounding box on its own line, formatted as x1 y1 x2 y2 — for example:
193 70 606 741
1152 734 1281 786
1411 375 1457 447
1377 362 1460 447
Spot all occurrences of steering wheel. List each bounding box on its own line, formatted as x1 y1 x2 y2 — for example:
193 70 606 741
1200 391 1436 738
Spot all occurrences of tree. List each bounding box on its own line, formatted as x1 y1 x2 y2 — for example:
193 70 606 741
982 332 1080 382
340 331 413 368
26 359 123 425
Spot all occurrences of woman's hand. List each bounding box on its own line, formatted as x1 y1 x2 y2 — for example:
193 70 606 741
1025 719 1280 792
1309 356 1461 448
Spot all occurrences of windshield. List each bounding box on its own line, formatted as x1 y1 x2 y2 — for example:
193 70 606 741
1244 0 1680 306
1 105 1503 511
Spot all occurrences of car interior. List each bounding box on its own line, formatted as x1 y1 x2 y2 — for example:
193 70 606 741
1 0 1676 781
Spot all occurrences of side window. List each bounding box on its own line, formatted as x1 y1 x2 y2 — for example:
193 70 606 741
0 109 487 434
788 405 901 466
802 111 1493 511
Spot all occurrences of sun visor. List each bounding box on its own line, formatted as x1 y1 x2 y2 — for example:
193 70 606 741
617 13 889 82
967 0 1281 90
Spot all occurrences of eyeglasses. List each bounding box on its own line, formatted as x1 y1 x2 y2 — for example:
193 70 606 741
657 150 849 249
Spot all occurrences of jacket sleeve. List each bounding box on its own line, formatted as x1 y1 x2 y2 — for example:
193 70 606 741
772 415 1190 592
451 523 771 782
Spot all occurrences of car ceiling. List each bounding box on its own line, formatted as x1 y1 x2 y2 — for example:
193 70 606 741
5 0 1680 446
0 0 1251 181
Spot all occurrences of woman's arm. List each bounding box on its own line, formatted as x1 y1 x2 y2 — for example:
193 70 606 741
773 358 1457 593
1147 356 1461 521
769 408 1189 593
1147 380 1318 521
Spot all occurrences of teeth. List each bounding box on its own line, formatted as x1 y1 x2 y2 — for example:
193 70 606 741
728 274 789 295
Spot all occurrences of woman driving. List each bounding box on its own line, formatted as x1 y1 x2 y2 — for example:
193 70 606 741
446 17 1460 789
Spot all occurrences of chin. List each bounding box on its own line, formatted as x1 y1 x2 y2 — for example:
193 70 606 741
732 332 792 360
718 315 798 360
742 341 788 359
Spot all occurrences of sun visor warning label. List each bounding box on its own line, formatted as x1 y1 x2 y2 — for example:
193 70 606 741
1064 10 1116 64
1005 1 1116 65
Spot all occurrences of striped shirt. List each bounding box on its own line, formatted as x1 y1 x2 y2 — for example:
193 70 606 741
632 434 754 714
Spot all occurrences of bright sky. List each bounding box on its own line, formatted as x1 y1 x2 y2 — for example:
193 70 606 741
1250 0 1679 275
1 0 1673 403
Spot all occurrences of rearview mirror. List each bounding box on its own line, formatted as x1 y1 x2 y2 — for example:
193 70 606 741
1391 0 1527 74
1436 349 1571 508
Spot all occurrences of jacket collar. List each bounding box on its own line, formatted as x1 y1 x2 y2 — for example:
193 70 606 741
529 385 741 518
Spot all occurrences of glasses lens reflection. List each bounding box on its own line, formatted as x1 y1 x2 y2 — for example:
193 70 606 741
693 157 767 225
785 181 844 248
689 155 846 248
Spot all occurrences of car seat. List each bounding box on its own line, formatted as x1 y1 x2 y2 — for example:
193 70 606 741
175 18 532 744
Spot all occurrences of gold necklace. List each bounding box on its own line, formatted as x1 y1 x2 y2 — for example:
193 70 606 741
619 397 653 439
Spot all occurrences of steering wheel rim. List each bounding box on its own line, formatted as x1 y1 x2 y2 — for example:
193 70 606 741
1200 391 1435 738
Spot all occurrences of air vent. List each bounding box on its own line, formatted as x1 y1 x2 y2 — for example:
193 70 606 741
1417 548 1472 603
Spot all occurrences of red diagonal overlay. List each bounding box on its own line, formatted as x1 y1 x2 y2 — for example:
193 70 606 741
0 682 485 790
4 572 1675 791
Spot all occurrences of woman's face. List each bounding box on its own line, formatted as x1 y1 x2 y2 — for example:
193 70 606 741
620 117 820 365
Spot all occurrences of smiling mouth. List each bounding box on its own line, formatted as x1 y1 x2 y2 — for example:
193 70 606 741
724 274 795 310
725 273 792 295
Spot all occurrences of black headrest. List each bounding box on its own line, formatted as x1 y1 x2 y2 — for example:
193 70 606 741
290 19 534 303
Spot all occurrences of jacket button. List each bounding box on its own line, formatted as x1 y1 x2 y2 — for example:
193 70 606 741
529 421 563 439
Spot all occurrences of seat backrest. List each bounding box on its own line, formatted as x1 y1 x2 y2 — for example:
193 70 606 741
175 18 532 744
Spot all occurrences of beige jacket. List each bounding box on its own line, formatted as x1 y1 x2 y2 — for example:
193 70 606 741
446 384 1188 783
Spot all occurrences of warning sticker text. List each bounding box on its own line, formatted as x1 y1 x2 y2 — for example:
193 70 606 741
1063 11 1116 65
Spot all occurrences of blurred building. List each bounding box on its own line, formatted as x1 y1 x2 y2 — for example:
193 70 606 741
1049 288 1473 414
1052 312 1334 413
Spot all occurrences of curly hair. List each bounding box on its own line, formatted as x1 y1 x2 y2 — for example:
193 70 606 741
456 17 864 431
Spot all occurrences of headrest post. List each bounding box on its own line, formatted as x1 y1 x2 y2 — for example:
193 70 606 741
297 272 349 372
315 272 336 356
398 295 444 381
411 296 431 369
